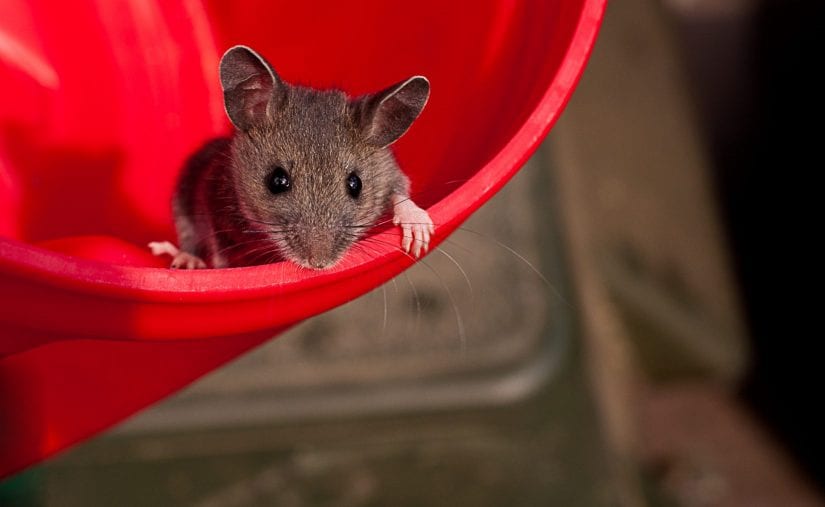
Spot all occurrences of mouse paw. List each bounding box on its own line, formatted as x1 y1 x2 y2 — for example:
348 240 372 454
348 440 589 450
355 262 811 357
170 252 207 270
148 241 180 257
392 198 434 258
149 241 207 269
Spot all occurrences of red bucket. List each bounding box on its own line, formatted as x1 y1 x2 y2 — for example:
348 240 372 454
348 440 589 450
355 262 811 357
0 0 605 476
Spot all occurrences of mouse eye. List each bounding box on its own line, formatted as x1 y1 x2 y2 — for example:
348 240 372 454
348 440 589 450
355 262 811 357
346 172 362 199
267 166 291 195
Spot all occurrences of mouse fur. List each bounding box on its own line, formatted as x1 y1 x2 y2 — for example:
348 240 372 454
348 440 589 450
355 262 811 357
153 45 433 270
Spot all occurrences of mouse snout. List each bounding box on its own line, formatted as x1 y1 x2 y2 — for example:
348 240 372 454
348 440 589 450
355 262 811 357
299 228 344 270
305 253 335 270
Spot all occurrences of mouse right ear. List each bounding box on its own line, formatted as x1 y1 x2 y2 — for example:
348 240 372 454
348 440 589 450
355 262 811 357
353 76 430 148
219 46 285 131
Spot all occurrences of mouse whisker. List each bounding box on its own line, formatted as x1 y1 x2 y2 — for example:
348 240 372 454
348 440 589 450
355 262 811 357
405 271 422 337
210 236 271 259
241 229 292 236
356 234 466 350
435 246 474 305
244 217 289 228
418 257 466 353
348 240 421 338
237 242 282 265
355 236 420 264
453 226 569 308
349 239 386 263
249 244 282 265
380 283 388 337
161 226 260 258
401 248 466 352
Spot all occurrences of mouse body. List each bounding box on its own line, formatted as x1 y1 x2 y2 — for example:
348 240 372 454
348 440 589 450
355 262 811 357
150 45 433 270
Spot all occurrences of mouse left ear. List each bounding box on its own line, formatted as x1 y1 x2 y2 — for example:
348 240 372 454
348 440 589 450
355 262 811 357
220 45 286 131
353 76 430 148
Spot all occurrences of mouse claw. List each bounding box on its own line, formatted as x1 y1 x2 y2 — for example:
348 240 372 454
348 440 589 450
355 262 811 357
170 252 207 269
421 225 431 255
412 224 425 258
400 223 413 254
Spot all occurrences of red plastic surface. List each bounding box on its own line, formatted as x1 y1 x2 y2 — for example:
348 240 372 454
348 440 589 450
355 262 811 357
0 0 605 476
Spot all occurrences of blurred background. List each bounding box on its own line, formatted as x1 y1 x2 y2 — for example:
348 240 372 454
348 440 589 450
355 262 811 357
2 0 823 505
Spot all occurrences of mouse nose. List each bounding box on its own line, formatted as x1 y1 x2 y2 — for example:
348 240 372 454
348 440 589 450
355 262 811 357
304 251 339 270
302 230 340 269
308 258 333 270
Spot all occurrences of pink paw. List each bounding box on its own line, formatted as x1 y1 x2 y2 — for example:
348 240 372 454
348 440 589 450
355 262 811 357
170 252 207 269
148 241 179 257
148 241 206 269
392 198 435 258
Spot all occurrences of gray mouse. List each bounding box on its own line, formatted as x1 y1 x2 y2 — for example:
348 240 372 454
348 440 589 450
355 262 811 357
149 45 434 270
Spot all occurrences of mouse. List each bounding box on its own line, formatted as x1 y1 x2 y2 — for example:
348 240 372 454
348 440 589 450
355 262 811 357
149 45 434 270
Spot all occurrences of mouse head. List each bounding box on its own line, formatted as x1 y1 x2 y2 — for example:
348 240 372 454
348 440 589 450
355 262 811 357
219 45 430 269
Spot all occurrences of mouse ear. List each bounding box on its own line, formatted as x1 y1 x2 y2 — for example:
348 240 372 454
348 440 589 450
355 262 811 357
354 76 430 148
219 46 285 131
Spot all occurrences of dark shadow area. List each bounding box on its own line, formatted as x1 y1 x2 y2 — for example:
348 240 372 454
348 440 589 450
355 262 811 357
688 0 825 490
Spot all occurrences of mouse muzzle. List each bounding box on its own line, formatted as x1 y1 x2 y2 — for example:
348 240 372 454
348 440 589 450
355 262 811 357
293 228 345 270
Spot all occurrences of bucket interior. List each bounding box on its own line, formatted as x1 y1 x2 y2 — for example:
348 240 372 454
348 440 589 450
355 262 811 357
0 0 581 261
